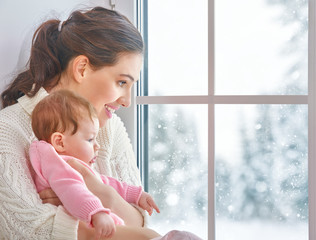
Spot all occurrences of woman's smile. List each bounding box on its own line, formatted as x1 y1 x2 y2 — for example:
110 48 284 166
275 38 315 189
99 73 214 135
104 104 119 119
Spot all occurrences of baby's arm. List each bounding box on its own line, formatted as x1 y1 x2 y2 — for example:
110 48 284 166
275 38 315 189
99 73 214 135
101 175 160 215
30 141 110 224
102 175 143 204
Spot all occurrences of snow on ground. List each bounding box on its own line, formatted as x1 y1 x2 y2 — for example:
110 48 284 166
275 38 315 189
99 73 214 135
148 218 307 240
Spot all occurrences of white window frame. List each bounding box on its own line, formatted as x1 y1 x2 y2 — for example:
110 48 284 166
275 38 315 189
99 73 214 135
135 0 316 239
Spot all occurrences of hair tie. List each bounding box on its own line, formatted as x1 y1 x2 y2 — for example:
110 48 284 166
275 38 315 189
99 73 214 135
58 20 64 32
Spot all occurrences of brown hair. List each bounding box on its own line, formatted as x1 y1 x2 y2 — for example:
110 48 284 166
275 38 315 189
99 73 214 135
32 90 97 143
1 7 144 108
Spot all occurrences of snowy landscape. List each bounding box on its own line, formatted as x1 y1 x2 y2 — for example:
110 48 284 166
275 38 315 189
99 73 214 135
147 0 308 239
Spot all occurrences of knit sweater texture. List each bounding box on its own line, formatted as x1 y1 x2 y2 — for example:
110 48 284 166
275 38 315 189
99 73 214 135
0 88 143 240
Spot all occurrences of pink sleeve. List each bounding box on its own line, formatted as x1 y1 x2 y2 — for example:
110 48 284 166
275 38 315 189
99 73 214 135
100 175 143 204
29 141 109 224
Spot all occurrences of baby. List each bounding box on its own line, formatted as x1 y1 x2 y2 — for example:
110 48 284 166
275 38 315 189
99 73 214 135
29 90 159 239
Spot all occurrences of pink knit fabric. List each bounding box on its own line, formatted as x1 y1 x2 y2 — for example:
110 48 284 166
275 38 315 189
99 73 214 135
29 141 130 225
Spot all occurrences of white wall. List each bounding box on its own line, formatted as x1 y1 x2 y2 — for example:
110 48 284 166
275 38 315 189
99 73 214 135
0 0 137 147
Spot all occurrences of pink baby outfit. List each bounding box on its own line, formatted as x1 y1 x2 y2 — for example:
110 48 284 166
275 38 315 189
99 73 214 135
29 140 143 226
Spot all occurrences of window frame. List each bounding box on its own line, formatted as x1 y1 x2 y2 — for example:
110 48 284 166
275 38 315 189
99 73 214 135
135 0 316 239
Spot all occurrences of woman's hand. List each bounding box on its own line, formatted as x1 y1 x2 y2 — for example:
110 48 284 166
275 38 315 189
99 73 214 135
39 188 62 206
66 159 114 205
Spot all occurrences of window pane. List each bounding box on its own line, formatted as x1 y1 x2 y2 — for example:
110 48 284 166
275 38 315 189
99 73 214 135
215 0 308 95
215 105 308 240
147 1 208 96
147 105 207 239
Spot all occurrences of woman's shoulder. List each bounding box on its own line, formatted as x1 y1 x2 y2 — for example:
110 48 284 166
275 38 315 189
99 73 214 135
0 103 31 134
0 102 28 123
0 103 32 154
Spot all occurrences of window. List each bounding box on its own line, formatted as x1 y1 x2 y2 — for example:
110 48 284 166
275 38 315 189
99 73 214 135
136 0 315 240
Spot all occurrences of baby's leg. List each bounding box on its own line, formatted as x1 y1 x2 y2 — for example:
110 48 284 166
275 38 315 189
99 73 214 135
106 225 161 240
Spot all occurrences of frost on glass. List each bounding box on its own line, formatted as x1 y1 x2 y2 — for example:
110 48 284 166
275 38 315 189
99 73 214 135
215 104 308 240
147 105 207 239
215 0 308 95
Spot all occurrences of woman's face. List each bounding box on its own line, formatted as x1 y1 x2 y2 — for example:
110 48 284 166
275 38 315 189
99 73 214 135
79 53 143 127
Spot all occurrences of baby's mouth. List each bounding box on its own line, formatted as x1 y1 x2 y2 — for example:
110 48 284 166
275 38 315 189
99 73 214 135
89 156 97 165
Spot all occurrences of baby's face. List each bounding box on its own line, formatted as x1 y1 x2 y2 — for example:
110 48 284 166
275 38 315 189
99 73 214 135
62 117 100 166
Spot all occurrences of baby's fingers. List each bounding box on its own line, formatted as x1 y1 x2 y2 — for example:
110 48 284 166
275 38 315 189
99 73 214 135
94 226 111 240
94 229 101 240
107 226 116 238
100 224 116 239
146 207 153 216
148 198 160 214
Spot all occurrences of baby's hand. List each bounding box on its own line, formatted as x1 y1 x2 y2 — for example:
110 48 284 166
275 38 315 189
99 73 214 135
138 192 160 216
92 212 116 240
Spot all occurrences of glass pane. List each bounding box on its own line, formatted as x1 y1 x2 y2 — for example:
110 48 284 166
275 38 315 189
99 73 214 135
215 0 308 95
147 105 207 239
215 105 308 240
147 1 208 96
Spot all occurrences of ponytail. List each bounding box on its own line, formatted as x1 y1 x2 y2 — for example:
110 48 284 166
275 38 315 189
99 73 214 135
1 7 144 108
1 20 62 108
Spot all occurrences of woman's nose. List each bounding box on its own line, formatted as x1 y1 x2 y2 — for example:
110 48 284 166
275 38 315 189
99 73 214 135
118 94 131 107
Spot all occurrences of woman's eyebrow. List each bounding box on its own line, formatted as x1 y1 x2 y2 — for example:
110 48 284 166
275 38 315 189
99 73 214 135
120 74 134 81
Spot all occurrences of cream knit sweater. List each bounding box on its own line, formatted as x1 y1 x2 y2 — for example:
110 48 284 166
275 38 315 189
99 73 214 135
0 88 143 240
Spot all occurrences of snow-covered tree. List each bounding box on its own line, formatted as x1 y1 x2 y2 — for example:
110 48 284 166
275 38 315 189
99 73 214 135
148 105 207 222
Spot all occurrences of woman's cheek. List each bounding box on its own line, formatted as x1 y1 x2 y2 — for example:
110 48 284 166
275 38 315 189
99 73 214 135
105 89 119 103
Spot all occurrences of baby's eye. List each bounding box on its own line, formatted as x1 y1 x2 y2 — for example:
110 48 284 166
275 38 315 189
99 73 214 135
87 138 93 142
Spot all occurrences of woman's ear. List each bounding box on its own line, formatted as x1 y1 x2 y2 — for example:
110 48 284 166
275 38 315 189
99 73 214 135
72 55 90 83
50 132 66 153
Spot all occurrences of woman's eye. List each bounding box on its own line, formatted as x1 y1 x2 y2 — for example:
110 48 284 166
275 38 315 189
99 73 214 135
118 81 127 86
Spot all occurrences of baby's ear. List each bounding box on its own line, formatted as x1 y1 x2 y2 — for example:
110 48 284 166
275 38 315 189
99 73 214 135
51 132 65 153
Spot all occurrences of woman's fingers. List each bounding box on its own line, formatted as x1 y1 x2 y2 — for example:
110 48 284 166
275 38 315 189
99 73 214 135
39 188 62 206
66 158 110 201
39 188 57 199
66 158 100 189
42 197 62 206
66 158 92 178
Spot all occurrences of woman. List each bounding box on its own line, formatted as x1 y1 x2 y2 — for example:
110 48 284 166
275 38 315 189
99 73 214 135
0 6 159 239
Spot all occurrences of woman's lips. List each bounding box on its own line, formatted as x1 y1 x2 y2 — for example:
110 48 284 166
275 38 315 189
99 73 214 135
104 104 118 119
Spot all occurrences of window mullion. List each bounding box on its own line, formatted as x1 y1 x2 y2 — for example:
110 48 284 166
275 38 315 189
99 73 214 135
308 0 316 239
209 0 215 240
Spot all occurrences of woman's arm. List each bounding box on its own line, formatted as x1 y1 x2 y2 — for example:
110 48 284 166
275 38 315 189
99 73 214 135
96 115 146 226
78 221 160 240
0 152 78 239
67 159 144 227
